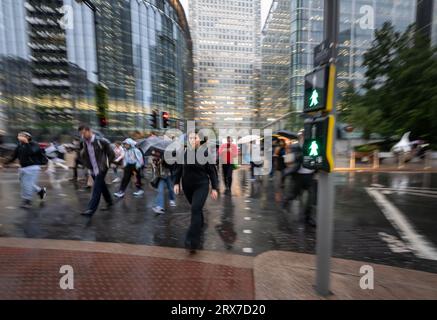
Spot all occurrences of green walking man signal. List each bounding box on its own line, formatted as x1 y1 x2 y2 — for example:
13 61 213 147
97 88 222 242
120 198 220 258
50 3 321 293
309 141 319 157
309 90 319 108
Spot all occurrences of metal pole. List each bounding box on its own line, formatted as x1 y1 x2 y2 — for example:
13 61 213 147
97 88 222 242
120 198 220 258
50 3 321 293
315 0 339 297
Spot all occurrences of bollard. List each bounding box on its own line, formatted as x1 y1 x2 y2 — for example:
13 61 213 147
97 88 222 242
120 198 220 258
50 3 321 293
373 150 379 169
424 151 432 170
350 151 355 169
398 153 405 169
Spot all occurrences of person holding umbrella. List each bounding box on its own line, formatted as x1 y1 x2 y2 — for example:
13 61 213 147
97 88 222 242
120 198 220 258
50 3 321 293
174 131 219 253
113 138 144 198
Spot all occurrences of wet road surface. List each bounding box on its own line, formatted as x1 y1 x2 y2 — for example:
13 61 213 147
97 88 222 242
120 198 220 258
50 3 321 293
0 167 436 273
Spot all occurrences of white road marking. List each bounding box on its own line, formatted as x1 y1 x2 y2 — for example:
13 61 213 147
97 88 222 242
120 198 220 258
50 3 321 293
378 232 411 253
244 217 252 221
242 248 253 253
371 184 385 188
244 200 251 203
245 207 251 210
5 207 16 210
366 187 437 261
243 229 252 234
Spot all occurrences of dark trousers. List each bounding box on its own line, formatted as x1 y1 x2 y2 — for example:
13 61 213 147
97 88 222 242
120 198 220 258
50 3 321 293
88 171 112 212
183 182 209 249
222 164 233 189
288 173 315 216
119 164 142 192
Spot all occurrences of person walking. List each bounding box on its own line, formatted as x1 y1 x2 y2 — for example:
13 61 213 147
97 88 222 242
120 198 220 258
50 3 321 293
151 150 176 214
112 141 124 183
174 132 219 253
113 138 144 198
218 136 238 194
282 132 316 226
78 125 115 216
3 132 47 208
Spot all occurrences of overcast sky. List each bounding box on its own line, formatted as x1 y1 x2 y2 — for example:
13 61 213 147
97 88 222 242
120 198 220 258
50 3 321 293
179 0 273 29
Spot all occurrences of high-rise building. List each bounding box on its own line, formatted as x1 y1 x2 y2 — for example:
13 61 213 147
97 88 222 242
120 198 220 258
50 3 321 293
0 0 193 138
189 0 261 130
287 0 417 119
258 0 292 131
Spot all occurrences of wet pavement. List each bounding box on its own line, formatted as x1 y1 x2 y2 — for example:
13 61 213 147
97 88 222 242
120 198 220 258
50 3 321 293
0 167 437 274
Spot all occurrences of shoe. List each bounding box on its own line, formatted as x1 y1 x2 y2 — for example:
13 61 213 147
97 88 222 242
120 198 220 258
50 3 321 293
185 240 198 254
133 189 144 197
100 203 113 211
152 206 165 214
20 200 32 209
169 200 177 207
112 177 121 183
81 209 94 216
38 187 47 200
113 191 125 198
305 216 317 227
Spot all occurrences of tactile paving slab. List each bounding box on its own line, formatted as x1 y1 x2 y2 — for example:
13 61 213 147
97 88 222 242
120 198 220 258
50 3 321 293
0 247 254 300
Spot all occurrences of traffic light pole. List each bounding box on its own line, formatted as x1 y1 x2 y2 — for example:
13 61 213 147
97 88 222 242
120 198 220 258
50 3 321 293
315 0 339 297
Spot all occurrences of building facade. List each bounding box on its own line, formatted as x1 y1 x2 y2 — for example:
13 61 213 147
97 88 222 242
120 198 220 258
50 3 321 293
0 0 193 138
258 0 292 131
189 0 261 130
288 0 417 117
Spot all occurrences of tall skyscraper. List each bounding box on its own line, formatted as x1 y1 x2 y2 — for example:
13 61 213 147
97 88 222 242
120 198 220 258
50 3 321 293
258 0 291 131
0 0 193 137
189 0 261 130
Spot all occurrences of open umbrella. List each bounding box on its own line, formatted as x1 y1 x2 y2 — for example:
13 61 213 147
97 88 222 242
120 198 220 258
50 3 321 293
274 130 298 140
237 135 260 144
144 139 175 157
137 136 161 155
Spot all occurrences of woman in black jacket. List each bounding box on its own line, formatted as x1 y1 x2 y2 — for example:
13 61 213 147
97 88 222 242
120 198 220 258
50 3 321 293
174 132 218 253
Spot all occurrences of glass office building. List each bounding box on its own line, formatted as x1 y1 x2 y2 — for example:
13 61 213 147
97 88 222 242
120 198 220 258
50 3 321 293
0 0 193 138
189 0 261 130
289 0 417 116
258 0 292 131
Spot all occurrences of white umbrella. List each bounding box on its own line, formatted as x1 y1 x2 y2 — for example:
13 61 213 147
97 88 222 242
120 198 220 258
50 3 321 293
237 135 260 144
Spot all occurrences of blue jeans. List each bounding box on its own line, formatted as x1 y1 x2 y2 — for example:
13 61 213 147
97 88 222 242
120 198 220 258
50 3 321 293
19 165 41 200
154 177 175 208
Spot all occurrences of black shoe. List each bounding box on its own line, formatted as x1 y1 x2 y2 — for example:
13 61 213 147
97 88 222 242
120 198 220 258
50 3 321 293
305 216 317 227
38 187 47 200
100 203 113 211
81 209 95 216
20 200 32 209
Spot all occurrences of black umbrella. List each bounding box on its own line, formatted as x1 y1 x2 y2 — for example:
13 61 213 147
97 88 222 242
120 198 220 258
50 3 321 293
274 130 298 140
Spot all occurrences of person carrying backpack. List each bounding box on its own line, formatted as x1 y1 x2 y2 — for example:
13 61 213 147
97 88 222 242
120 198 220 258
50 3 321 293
3 131 47 208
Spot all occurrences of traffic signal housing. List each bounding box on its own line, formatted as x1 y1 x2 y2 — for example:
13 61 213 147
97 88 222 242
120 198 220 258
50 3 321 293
303 64 335 113
162 111 169 128
302 115 335 172
150 110 158 129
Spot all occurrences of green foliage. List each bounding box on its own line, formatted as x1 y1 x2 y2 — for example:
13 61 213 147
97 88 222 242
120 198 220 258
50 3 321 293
95 83 109 118
341 23 437 145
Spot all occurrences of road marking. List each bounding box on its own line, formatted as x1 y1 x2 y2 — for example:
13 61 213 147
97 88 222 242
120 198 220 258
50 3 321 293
366 187 437 261
245 207 251 210
372 187 437 195
242 248 253 253
243 229 252 234
378 232 411 253
371 184 385 188
5 206 16 210
244 200 251 203
244 217 252 221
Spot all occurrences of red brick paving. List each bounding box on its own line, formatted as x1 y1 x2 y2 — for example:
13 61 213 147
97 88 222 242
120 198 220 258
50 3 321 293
0 247 254 300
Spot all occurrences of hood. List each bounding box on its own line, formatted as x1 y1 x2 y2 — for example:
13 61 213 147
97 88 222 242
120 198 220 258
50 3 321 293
123 138 137 147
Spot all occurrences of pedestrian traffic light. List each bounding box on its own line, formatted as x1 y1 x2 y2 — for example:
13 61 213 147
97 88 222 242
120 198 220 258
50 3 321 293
303 64 335 113
162 111 169 128
302 115 335 172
